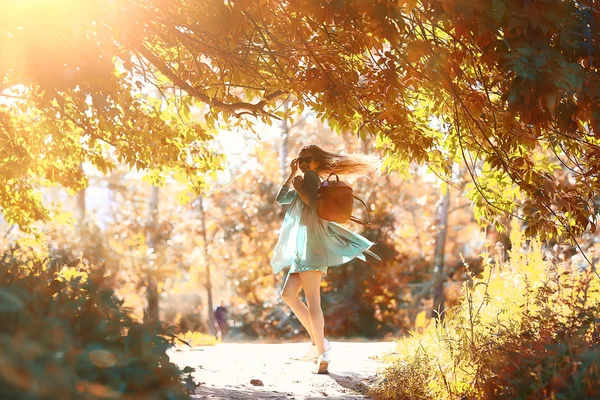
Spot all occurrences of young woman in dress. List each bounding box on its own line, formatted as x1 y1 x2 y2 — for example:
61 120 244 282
270 144 380 374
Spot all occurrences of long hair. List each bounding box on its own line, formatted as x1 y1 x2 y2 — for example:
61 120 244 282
301 144 380 179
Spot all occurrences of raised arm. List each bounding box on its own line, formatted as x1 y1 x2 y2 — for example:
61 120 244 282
275 185 296 205
276 158 300 205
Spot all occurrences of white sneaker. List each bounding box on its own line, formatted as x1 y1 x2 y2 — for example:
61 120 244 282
298 338 332 362
314 351 330 374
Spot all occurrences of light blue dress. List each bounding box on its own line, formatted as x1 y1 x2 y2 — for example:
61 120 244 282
270 170 381 275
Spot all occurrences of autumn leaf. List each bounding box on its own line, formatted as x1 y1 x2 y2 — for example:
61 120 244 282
405 41 431 63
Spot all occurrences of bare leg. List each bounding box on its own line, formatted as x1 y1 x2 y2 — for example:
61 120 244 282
299 271 325 355
281 272 314 343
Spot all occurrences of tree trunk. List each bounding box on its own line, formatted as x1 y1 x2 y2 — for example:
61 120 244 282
198 195 216 335
432 189 451 322
144 185 160 323
75 163 86 235
280 102 290 182
278 103 291 290
361 134 369 154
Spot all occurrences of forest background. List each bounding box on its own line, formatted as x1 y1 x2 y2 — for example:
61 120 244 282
2 104 497 340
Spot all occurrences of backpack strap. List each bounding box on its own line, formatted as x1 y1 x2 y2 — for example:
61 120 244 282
326 173 340 183
349 195 371 227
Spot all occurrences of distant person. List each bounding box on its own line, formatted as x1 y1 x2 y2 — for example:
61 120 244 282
270 145 380 374
214 301 228 339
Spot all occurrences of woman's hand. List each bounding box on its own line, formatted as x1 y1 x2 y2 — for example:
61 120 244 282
284 158 300 187
289 158 299 176
292 176 304 191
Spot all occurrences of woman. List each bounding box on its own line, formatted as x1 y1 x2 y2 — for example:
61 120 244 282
270 144 380 374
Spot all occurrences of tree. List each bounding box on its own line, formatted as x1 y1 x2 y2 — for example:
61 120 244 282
144 185 160 322
5 0 600 247
432 188 451 322
126 0 600 243
197 195 216 336
0 1 220 228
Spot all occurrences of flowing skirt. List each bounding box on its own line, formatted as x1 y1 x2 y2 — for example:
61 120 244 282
270 197 380 275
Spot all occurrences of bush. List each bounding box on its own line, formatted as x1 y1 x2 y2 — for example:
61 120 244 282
370 220 600 399
0 245 195 399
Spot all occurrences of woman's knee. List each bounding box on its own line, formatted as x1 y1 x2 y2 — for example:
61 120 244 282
281 287 299 302
281 273 302 302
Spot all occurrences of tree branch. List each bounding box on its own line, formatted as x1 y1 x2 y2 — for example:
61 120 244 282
136 44 286 117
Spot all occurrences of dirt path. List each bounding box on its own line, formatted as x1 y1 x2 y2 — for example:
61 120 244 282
168 341 396 399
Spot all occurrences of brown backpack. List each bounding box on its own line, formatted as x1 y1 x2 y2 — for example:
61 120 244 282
316 173 371 226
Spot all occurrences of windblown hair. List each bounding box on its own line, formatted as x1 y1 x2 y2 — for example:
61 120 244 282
301 144 380 179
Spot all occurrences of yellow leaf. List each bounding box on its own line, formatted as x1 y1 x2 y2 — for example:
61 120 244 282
54 212 75 225
415 310 429 329
440 181 448 196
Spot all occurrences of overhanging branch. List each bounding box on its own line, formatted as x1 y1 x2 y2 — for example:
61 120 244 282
137 44 286 117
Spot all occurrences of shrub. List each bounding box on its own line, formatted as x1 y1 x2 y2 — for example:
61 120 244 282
370 220 600 399
174 331 218 349
0 245 195 399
